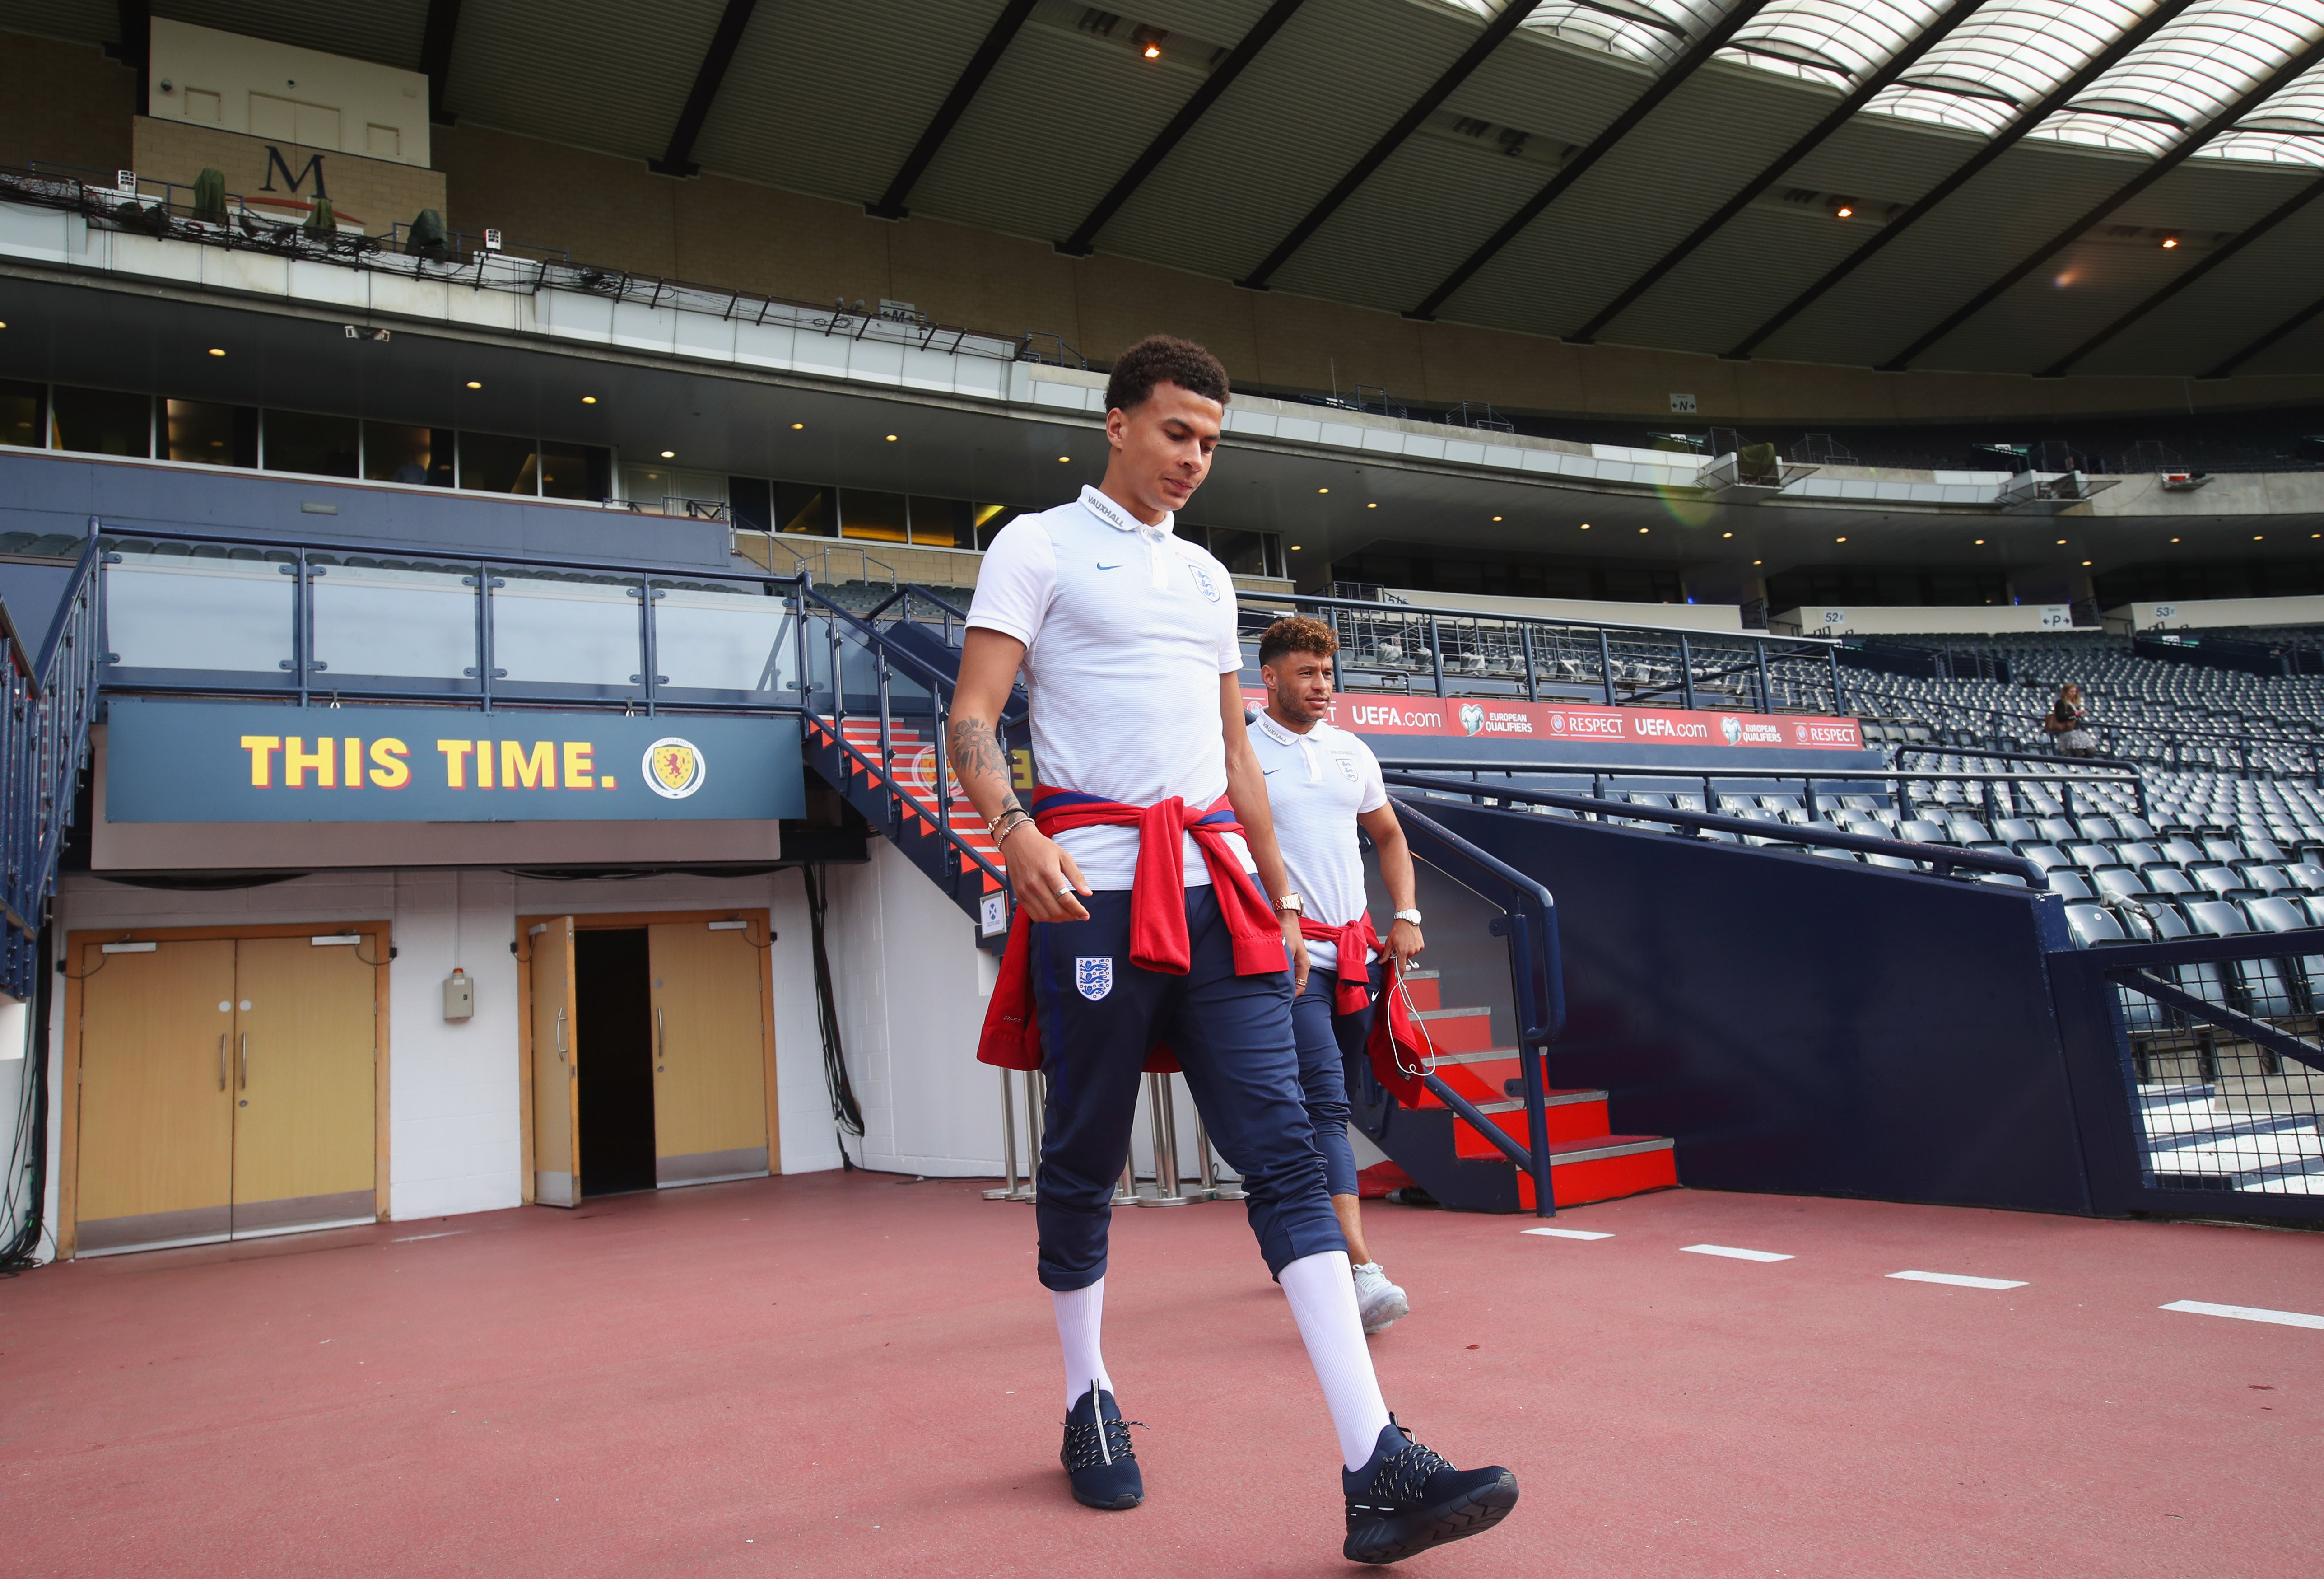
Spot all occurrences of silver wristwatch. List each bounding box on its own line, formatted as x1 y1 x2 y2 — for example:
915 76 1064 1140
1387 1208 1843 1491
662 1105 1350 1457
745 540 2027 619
1393 908 1423 925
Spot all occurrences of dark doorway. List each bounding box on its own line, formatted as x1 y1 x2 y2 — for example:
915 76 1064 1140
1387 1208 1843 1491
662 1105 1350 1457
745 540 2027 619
574 928 657 1197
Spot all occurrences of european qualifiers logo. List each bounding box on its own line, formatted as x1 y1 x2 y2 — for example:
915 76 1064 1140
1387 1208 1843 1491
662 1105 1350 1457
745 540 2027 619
1459 702 1486 737
1720 715 1743 746
643 737 706 799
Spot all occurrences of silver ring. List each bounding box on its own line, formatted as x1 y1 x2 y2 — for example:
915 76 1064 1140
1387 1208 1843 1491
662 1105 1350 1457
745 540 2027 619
1055 884 1074 898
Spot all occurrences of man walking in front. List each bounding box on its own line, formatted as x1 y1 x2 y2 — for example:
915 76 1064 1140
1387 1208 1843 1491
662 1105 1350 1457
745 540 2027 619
950 335 1516 1564
1252 614 1425 1335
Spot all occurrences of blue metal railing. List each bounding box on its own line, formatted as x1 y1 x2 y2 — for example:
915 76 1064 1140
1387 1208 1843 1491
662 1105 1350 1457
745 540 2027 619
96 523 810 718
0 535 102 996
1389 800 1568 1215
1382 770 2053 889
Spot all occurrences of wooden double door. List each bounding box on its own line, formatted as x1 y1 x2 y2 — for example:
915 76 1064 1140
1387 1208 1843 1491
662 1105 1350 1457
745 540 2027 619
526 913 774 1207
74 934 380 1255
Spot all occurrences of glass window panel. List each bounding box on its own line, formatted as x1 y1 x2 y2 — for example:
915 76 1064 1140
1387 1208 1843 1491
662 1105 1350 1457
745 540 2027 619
1518 0 1731 69
729 477 773 532
53 388 150 457
262 410 359 477
165 399 256 467
537 442 591 500
363 423 452 486
104 548 293 673
460 431 538 494
2032 0 2324 158
2202 56 2324 163
908 495 972 548
653 584 795 695
1866 0 2150 138
489 572 641 691
973 503 1019 549
776 483 836 537
1207 528 1271 578
1721 0 1951 89
0 380 43 449
310 561 478 685
839 488 908 542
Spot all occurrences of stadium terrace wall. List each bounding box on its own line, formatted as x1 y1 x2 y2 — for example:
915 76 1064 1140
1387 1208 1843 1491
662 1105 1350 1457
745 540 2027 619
8 33 2324 429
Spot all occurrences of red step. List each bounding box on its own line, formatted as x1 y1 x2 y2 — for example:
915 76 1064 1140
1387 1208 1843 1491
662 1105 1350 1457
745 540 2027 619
815 716 1004 892
1446 1086 1613 1153
1518 1137 1678 1209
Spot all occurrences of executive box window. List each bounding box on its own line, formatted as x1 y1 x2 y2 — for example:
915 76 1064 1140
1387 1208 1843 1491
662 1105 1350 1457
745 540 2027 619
538 442 600 501
1202 528 1284 579
52 387 153 457
838 489 908 543
459 431 538 495
262 410 360 477
729 477 773 532
363 425 453 486
0 380 45 450
773 483 833 537
906 496 972 549
164 399 257 468
974 504 1019 548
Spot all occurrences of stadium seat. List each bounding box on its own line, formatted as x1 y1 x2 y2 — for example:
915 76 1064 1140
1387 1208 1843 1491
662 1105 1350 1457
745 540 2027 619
2066 844 2114 873
2135 900 2193 940
2092 868 2148 902
2193 867 2245 900
1993 818 2040 847
2158 836 2207 867
2249 836 2290 863
2114 841 2162 869
2183 900 2250 937
1896 819 1949 843
2049 871 2096 901
2065 906 2130 948
2114 814 2157 841
2144 867 2198 896
2036 817 2079 844
2075 817 2119 842
2288 862 2324 892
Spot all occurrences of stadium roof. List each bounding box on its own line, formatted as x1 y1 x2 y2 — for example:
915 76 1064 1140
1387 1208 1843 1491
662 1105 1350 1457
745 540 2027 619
24 0 2324 382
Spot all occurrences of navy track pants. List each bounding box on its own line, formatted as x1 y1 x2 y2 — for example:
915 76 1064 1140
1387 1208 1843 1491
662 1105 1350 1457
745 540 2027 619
1290 964 1380 1201
1031 887 1346 1291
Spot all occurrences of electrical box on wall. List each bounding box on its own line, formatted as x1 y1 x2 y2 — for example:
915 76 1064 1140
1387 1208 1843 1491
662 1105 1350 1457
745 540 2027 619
443 968 474 1021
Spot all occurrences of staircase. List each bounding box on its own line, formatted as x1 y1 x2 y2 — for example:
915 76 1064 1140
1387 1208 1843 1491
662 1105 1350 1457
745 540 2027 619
1356 971 1677 1212
797 582 1672 1216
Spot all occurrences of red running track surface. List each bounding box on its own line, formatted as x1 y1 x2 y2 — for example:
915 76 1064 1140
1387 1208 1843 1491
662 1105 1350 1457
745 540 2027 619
2 1173 2318 1577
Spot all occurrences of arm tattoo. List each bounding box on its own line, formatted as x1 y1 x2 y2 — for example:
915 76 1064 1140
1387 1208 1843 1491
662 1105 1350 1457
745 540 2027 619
948 715 1021 811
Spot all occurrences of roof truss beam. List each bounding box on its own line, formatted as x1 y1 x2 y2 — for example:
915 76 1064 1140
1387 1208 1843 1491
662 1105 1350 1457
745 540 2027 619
650 0 762 177
2040 171 2324 377
1235 0 1542 292
1056 0 1309 257
866 0 1039 220
1408 0 1777 322
419 0 462 128
1566 0 1991 346
1878 30 2324 370
1721 0 2202 360
2202 290 2324 379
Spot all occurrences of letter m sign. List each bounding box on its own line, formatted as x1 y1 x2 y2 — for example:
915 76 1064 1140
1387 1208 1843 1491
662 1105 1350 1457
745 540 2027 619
261 147 328 199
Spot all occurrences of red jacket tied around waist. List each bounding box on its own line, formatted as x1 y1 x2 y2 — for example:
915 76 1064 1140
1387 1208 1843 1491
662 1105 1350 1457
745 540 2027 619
976 788 1288 1072
1299 915 1379 1016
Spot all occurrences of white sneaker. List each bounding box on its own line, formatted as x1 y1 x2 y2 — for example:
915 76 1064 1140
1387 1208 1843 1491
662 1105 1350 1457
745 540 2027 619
1351 1261 1409 1333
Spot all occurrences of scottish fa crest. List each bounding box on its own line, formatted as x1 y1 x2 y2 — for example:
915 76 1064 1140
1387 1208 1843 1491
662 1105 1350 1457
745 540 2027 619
1075 957 1114 1000
643 736 706 799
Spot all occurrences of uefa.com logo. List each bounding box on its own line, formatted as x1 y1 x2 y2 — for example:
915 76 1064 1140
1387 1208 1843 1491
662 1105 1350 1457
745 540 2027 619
643 737 707 799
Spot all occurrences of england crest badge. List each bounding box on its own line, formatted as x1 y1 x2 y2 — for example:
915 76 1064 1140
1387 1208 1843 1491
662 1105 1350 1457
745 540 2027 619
1075 957 1114 1001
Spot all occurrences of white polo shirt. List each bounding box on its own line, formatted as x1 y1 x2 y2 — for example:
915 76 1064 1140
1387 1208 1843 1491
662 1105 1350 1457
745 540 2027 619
966 486 1253 890
1251 708 1387 976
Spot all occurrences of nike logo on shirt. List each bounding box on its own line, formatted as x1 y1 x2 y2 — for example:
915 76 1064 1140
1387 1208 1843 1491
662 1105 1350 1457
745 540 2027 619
1095 561 1124 570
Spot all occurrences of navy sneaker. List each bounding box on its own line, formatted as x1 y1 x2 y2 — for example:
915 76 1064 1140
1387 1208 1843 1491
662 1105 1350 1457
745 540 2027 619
1060 1383 1143 1510
1341 1417 1517 1565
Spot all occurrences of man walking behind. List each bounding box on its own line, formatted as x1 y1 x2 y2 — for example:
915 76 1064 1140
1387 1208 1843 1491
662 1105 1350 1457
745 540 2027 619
1252 614 1424 1334
950 335 1516 1564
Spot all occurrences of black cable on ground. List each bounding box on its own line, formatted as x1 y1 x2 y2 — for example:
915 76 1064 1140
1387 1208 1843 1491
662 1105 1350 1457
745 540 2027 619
0 926 56 1271
800 865 865 1167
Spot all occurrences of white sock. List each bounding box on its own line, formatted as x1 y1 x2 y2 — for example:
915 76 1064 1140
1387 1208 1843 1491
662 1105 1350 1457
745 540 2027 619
1279 1251 1394 1470
1053 1279 1112 1410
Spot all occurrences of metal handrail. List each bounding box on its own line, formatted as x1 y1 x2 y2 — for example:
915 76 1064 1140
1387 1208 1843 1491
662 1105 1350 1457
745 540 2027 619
1385 771 2053 889
1241 588 1847 650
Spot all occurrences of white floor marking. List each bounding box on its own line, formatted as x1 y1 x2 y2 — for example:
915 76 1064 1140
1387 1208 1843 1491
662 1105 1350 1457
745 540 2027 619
1888 1270 2027 1289
2161 1299 2324 1330
1680 1243 1793 1263
388 1231 469 1243
1522 1227 1612 1240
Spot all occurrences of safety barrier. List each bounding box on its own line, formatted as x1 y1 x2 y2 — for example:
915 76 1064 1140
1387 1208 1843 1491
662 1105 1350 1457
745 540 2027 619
0 533 101 999
2049 930 2324 1219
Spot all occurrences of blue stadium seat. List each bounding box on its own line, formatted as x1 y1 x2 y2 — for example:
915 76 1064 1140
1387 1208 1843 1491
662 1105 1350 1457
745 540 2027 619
2049 871 2096 901
2092 868 2148 902
2144 867 2198 897
2183 900 2250 937
2075 817 2119 842
2065 906 2130 948
2037 817 2080 844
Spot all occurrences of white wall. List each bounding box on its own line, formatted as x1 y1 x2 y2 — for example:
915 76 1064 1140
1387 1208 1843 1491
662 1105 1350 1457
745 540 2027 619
2105 595 2324 633
34 864 843 1261
1771 604 2075 636
147 17 432 167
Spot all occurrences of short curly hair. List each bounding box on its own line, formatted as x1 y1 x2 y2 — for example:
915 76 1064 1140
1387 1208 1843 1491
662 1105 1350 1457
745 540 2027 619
1104 334 1231 415
1258 615 1338 669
